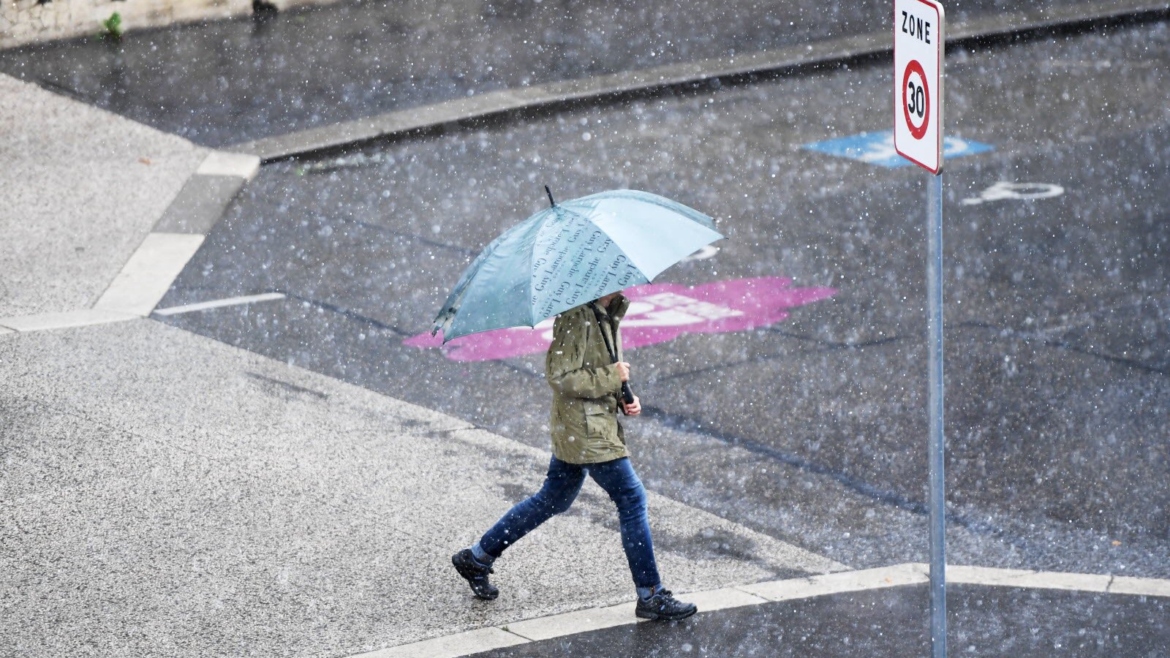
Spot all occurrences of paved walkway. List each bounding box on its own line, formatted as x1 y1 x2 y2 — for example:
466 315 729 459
0 65 841 658
3 1 1169 656
0 73 258 326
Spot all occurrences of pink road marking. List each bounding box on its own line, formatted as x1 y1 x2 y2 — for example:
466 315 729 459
404 276 836 362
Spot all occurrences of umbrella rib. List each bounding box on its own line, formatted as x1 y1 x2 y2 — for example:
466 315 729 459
523 210 540 328
528 205 570 327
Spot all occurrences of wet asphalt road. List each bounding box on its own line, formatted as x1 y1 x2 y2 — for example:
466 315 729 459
0 0 1119 147
143 18 1170 580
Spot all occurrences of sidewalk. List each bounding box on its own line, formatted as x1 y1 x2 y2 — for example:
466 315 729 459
0 72 841 657
0 73 258 330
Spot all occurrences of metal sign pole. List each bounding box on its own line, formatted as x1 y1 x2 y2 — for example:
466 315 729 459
894 1 947 653
926 171 946 658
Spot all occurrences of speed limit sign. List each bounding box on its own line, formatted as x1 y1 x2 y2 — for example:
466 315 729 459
894 0 944 173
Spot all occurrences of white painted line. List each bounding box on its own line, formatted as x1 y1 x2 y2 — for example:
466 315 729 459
153 292 286 316
944 565 1033 586
0 309 139 332
506 601 640 641
349 627 528 658
684 586 769 612
94 233 205 317
0 326 13 336
739 563 929 601
1109 575 1170 598
947 565 1111 593
197 151 261 180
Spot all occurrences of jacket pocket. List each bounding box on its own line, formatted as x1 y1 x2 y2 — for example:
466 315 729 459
582 399 613 438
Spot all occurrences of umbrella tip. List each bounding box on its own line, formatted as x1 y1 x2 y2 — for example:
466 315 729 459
544 185 555 207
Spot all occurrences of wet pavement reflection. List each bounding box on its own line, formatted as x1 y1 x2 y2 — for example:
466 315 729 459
0 0 1108 147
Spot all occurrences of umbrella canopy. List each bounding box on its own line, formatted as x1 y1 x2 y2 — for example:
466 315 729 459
432 189 724 342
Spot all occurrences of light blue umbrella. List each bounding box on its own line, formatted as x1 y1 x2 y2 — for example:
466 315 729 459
432 188 725 342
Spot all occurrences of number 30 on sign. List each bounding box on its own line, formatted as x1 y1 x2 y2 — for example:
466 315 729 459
894 0 945 173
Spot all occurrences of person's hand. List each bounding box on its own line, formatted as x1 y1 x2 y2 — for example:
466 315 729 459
615 361 631 382
622 394 642 417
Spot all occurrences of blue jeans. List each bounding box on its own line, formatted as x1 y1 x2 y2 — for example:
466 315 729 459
478 456 661 590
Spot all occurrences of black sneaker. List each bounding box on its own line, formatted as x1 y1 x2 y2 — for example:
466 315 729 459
635 589 697 621
452 549 499 600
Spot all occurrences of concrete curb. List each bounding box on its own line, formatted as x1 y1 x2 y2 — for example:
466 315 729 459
360 564 1170 658
0 150 259 334
235 0 1169 163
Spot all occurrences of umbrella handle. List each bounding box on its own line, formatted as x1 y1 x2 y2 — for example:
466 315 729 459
621 381 635 405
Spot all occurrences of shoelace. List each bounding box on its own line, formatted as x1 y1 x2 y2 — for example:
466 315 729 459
648 589 677 606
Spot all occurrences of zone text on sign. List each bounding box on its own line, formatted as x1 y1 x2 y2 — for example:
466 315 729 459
901 11 932 43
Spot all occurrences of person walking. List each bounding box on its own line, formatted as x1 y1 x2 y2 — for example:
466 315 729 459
452 290 697 621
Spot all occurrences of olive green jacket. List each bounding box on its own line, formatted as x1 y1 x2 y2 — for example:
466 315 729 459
546 295 630 464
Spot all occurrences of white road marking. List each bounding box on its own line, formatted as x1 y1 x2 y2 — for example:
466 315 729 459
351 627 528 658
683 586 769 612
947 565 1111 592
153 292 286 316
0 309 138 332
94 233 205 317
740 562 929 601
1110 575 1170 598
962 181 1065 205
197 151 261 180
350 564 1170 658
506 602 640 642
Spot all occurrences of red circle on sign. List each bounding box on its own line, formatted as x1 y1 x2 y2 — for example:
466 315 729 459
902 59 929 140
